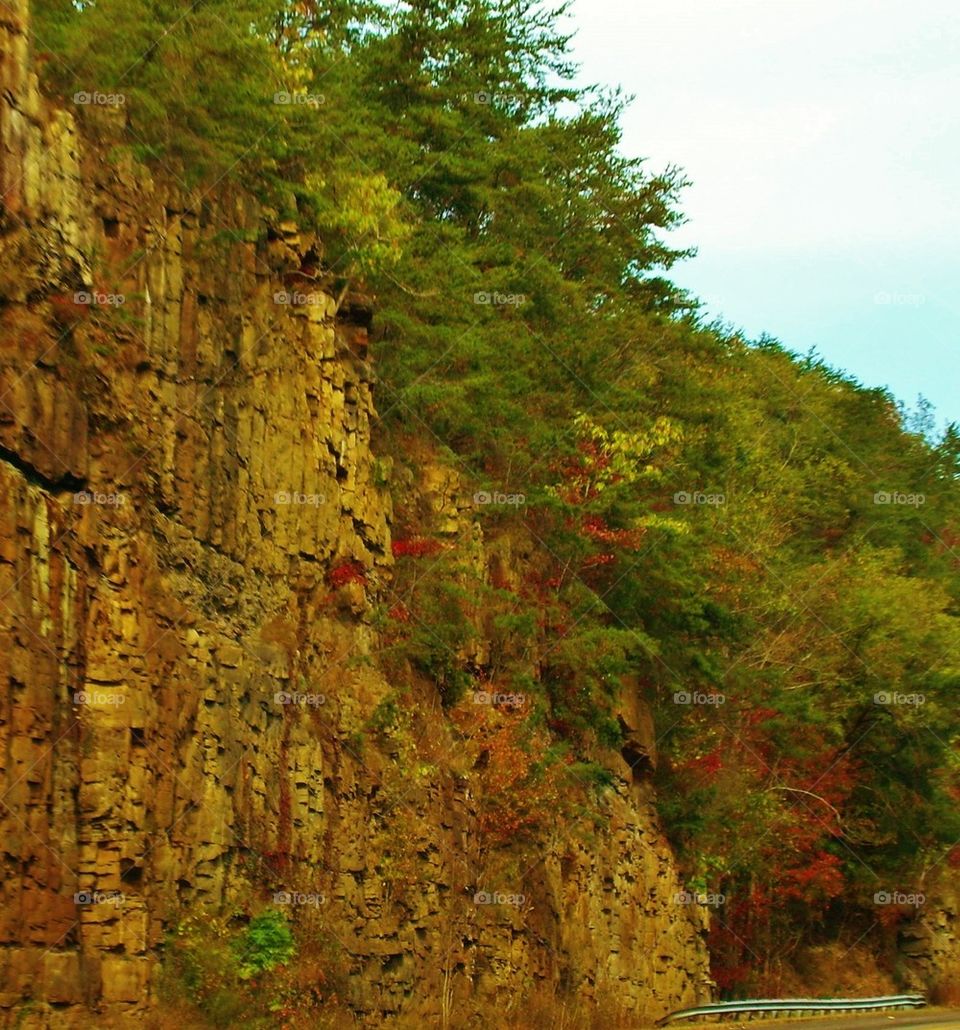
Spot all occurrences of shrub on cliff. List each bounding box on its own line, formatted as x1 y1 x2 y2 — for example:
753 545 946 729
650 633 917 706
161 910 300 1026
236 910 297 979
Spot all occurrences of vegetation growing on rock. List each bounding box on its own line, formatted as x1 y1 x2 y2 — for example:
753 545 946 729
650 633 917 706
19 0 960 1007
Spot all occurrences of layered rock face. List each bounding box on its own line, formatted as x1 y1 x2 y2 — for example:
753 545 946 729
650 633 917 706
901 876 960 996
0 2 711 1025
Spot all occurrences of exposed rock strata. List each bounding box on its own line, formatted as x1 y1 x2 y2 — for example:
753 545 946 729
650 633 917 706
0 3 711 1024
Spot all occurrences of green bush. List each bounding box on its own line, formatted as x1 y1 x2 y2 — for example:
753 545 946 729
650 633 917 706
235 911 296 980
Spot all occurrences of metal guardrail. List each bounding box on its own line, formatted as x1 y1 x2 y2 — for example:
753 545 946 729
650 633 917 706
657 993 926 1025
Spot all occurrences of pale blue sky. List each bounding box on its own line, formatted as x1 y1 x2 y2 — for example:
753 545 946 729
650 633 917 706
568 0 959 428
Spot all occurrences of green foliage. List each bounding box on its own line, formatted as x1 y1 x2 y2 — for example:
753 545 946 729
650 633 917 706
33 0 407 279
35 0 287 182
235 911 296 980
160 909 354 1026
162 911 294 1027
35 0 960 998
383 547 477 707
566 760 617 792
367 694 401 735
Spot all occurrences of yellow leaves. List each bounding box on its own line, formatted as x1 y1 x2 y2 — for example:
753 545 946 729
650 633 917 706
573 413 683 486
637 512 689 535
305 167 410 277
547 412 684 503
278 60 314 95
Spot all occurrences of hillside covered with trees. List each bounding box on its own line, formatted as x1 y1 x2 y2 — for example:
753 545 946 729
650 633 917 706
14 0 960 1018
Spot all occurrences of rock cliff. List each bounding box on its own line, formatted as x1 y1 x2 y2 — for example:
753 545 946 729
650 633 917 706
0 2 712 1024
